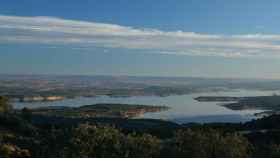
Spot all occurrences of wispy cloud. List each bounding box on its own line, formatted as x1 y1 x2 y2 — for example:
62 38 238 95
1 15 280 58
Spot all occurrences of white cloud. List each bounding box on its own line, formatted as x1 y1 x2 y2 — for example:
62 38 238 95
1 15 280 58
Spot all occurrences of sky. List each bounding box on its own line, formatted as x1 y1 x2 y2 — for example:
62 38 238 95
1 0 280 79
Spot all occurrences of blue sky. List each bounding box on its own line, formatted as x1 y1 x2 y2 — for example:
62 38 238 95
1 0 280 78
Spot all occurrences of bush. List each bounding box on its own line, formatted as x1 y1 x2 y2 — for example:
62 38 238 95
0 144 30 158
170 129 251 158
0 96 12 113
64 124 161 158
124 133 161 158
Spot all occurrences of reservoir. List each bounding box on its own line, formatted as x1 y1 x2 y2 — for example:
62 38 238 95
14 89 280 124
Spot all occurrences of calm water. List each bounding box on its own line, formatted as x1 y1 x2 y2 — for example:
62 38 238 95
14 89 280 124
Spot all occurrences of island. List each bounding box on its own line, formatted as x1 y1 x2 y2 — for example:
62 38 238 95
194 96 242 102
195 95 280 116
24 103 170 118
220 96 280 110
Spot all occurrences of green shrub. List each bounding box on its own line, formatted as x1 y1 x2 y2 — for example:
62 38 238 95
0 96 12 113
171 129 251 158
64 124 161 158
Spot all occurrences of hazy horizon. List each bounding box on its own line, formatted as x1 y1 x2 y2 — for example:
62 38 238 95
1 73 280 81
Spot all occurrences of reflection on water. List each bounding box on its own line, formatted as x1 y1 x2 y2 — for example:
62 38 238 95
14 89 280 123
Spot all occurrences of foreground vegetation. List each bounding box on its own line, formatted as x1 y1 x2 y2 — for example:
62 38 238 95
0 120 251 158
1 96 280 158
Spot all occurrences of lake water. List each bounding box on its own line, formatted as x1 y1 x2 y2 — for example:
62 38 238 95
14 89 280 124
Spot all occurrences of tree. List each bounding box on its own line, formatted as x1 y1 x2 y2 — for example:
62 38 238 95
171 129 251 158
124 133 161 158
0 96 12 113
0 144 30 158
21 107 32 121
63 124 161 158
64 124 125 158
268 144 280 158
